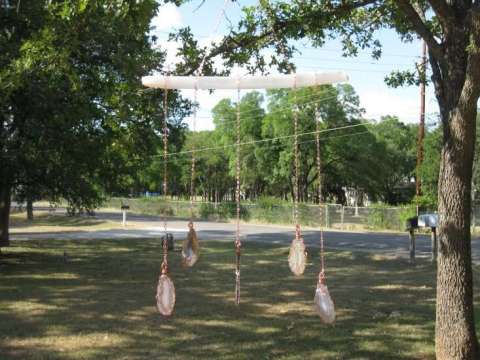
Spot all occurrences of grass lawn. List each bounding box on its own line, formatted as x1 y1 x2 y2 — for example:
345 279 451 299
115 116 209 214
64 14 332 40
1 238 479 359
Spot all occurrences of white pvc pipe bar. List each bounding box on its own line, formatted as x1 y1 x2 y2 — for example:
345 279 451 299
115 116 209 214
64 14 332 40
142 72 348 90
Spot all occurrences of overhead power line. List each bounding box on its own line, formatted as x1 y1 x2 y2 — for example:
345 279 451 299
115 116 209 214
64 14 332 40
154 123 373 158
144 129 374 166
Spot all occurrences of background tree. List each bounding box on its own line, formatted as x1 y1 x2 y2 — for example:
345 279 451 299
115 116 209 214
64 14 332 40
371 116 417 204
0 1 190 245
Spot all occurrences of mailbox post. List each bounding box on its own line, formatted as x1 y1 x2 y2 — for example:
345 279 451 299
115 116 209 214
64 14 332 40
405 216 418 264
121 203 130 227
418 213 439 263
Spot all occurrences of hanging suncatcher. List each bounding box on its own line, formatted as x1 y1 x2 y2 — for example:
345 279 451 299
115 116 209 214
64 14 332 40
312 105 335 324
182 84 200 267
156 87 176 316
288 79 307 276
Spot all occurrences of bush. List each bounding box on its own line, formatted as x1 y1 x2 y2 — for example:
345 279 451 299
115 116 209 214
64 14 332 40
298 203 320 226
365 203 400 230
155 203 174 216
257 196 283 211
199 203 216 219
398 206 417 230
217 202 250 221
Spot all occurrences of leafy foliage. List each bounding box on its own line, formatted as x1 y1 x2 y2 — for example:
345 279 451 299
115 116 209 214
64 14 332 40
0 1 190 213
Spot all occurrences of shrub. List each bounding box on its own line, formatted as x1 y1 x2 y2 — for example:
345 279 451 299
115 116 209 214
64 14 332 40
398 206 417 230
199 203 216 219
365 203 400 230
217 202 250 221
257 196 282 210
155 203 174 216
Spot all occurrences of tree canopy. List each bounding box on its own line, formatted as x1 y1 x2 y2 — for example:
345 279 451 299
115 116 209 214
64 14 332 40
0 1 190 243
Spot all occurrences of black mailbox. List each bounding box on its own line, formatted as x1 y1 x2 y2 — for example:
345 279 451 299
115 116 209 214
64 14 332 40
161 233 174 251
405 216 418 231
121 204 130 210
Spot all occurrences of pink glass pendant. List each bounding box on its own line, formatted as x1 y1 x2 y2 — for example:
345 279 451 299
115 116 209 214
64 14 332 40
156 274 176 316
288 238 307 276
314 282 335 324
182 225 200 267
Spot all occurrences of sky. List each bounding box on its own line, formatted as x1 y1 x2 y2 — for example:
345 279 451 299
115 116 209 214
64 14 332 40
150 1 439 131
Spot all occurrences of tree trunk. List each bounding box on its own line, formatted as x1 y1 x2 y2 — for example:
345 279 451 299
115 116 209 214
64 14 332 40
0 184 11 247
27 197 34 221
436 106 479 358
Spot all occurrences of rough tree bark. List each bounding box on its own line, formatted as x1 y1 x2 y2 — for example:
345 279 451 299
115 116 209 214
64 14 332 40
436 105 479 359
432 5 480 358
0 184 11 247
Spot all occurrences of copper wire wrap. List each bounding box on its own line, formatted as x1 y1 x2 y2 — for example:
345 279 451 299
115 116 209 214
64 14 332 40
292 76 301 240
315 103 326 283
190 83 198 222
235 86 241 305
161 87 169 273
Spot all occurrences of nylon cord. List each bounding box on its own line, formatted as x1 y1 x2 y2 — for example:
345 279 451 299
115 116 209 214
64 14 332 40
235 85 242 305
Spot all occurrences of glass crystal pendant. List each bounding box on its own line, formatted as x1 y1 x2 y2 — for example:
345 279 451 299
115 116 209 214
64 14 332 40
182 223 200 267
314 277 335 324
156 273 176 316
288 237 307 276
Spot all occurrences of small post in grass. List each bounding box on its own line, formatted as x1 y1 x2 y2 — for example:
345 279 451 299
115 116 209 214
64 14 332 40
325 205 330 228
340 206 345 229
405 216 418 264
121 203 130 227
409 229 416 264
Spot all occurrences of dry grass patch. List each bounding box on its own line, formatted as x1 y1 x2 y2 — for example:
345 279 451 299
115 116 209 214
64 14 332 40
1 239 479 359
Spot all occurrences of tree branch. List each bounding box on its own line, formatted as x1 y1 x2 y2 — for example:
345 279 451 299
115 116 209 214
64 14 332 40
428 0 455 25
396 0 444 62
458 5 480 111
428 48 448 123
181 0 380 75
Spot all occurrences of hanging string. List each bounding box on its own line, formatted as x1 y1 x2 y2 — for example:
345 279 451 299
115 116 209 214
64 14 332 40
264 4 302 241
315 106 323 206
319 230 325 281
187 0 230 222
189 84 198 220
315 103 326 282
292 75 301 241
161 86 169 275
235 85 242 305
197 0 231 74
264 5 307 276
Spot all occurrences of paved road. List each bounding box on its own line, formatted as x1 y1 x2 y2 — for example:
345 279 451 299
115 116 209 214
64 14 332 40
11 210 480 263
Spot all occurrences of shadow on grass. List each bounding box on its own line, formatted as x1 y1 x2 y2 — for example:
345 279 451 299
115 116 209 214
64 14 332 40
10 213 109 229
1 238 478 359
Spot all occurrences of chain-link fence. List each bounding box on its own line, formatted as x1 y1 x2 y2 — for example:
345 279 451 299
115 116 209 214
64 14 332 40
105 197 422 232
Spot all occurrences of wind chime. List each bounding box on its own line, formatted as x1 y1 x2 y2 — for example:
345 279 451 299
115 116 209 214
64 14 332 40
143 75 347 313
144 0 347 315
312 104 335 324
156 86 176 316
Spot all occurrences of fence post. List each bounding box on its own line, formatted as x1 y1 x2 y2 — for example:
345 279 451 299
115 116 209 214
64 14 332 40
409 229 416 264
122 210 127 227
325 204 330 228
341 206 345 229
